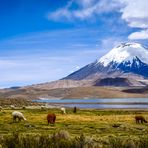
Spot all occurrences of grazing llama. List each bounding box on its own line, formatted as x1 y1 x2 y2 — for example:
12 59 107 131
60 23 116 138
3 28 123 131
10 105 15 109
135 115 147 124
73 106 77 113
61 107 66 114
47 113 56 125
12 111 26 122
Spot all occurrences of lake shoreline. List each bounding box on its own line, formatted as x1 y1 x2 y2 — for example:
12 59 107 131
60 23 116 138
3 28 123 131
33 98 148 109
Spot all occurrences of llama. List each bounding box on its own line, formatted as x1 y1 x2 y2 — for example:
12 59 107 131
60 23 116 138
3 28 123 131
73 106 77 113
22 106 26 110
12 111 26 122
10 105 15 109
47 113 56 125
41 105 46 110
61 107 66 114
135 115 147 124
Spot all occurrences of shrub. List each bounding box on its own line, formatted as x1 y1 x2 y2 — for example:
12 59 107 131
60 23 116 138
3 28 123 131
138 136 148 148
0 132 148 148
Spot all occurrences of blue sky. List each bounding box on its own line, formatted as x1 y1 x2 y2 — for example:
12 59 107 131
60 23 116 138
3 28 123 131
0 0 148 88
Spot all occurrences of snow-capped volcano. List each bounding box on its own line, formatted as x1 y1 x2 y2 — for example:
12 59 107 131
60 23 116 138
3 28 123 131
64 42 148 81
98 42 148 66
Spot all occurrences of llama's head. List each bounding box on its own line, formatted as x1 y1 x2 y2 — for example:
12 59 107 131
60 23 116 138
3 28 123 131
23 117 27 121
22 116 27 121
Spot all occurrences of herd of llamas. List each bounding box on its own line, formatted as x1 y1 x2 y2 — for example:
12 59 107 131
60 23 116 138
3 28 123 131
11 107 76 124
0 106 147 125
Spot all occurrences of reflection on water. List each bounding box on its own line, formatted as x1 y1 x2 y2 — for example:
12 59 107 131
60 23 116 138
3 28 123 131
34 98 148 109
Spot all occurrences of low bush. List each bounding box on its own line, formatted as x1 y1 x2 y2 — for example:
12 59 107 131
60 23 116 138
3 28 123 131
0 131 148 148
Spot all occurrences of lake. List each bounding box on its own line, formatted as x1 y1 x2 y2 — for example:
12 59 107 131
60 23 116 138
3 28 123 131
34 98 148 109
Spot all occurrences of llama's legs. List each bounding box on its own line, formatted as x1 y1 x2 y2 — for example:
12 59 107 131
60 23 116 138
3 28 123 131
136 119 139 124
13 116 16 122
141 120 143 124
53 117 56 123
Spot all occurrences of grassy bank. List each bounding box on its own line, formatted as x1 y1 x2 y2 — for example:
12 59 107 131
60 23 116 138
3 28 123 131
0 108 148 147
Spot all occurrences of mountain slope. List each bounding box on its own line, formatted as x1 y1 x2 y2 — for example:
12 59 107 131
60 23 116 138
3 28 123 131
64 42 148 81
94 77 141 87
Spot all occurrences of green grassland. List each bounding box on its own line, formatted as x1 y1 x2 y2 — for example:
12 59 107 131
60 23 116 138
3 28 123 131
0 108 148 137
0 90 147 147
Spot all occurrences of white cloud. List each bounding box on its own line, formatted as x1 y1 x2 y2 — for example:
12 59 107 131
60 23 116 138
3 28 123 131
0 60 20 68
49 0 73 21
119 0 148 40
128 29 148 40
49 8 72 21
0 55 73 87
75 66 80 69
120 0 148 28
49 0 148 40
101 37 125 50
48 0 122 20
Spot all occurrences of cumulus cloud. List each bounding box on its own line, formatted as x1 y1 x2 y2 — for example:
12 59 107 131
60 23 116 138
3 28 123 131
48 0 148 40
128 29 148 40
119 0 148 40
120 0 148 28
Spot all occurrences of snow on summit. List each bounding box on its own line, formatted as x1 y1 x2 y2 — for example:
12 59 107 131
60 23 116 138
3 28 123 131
98 42 148 66
65 42 148 80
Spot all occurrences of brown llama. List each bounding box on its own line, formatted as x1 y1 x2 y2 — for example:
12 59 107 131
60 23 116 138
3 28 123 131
135 115 147 124
47 113 56 125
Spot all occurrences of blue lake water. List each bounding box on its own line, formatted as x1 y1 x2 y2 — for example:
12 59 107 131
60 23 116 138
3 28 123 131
62 104 148 109
34 98 148 109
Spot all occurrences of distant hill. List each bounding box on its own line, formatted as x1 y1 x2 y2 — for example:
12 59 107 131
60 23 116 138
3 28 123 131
95 77 136 87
